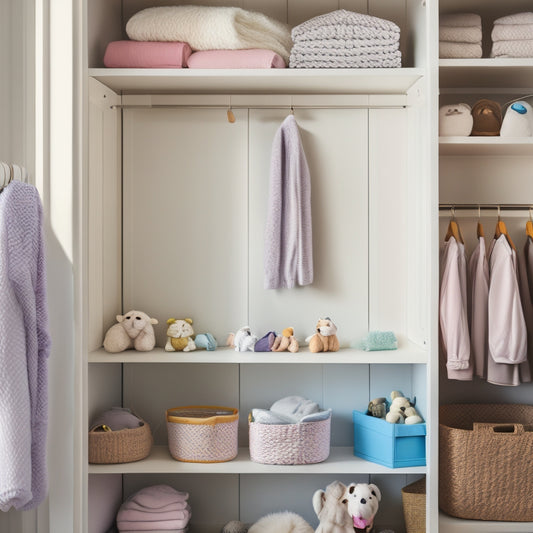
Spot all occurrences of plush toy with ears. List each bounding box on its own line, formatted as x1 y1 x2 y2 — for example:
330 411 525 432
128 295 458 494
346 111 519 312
343 483 381 533
307 318 340 353
103 310 158 353
313 480 354 533
165 318 197 352
272 327 299 353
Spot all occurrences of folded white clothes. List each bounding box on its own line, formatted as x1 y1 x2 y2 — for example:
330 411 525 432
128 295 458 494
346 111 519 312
290 51 401 68
439 26 482 44
252 408 332 424
491 40 533 58
439 41 482 58
492 23 533 42
252 395 332 424
440 12 482 28
293 25 400 43
493 12 533 26
270 396 320 418
294 38 399 51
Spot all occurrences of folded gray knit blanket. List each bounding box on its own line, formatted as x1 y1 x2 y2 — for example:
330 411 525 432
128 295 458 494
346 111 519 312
290 51 402 69
291 10 400 42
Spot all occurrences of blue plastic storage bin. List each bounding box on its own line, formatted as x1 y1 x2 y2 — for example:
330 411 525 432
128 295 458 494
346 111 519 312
352 410 426 468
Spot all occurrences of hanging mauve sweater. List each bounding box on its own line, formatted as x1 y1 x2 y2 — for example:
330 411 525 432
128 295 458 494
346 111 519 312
264 115 313 289
0 182 51 511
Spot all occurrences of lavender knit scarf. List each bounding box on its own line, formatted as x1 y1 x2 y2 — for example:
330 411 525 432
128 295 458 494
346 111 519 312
0 182 51 511
264 115 313 289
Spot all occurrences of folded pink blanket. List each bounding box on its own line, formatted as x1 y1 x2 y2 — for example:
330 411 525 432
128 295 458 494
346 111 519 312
124 500 188 513
103 41 192 68
118 505 191 523
128 485 189 509
187 49 286 69
117 519 190 531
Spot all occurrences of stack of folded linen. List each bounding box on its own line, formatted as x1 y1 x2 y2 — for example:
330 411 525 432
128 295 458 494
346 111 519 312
116 485 191 532
104 5 291 69
289 10 401 68
439 13 482 58
491 12 533 58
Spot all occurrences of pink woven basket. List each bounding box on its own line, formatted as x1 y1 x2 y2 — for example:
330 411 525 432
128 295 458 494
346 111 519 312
166 406 238 463
249 416 331 465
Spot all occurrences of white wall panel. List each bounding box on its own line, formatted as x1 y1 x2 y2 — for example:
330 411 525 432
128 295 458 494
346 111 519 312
88 475 122 533
369 364 413 402
88 364 122 424
88 0 122 68
122 108 248 347
248 108 369 347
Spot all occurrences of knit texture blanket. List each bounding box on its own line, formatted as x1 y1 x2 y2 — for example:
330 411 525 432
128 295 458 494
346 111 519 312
440 12 482 28
440 41 482 59
0 182 51 511
126 5 292 64
494 12 533 26
264 115 313 289
491 40 533 58
439 26 482 44
492 23 533 42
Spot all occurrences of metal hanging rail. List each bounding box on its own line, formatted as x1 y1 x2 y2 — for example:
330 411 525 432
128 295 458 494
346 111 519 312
109 104 406 110
439 204 533 211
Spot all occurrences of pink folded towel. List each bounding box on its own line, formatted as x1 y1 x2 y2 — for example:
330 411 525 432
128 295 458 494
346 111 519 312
128 485 189 509
117 519 190 531
125 500 188 513
103 41 192 68
117 505 191 523
187 49 286 69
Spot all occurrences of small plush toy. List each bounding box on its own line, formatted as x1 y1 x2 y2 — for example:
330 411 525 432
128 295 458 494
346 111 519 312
248 512 313 533
313 480 354 533
343 483 381 533
233 326 258 352
194 333 217 351
165 318 196 352
254 331 277 352
501 101 533 137
307 318 340 353
367 397 387 419
385 391 423 425
439 103 473 136
471 99 502 136
272 327 299 353
103 310 158 353
222 521 250 533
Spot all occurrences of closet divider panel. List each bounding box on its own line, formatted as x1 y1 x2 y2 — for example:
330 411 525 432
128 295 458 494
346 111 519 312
88 475 122 533
122 108 249 346
247 108 369 347
88 0 122 68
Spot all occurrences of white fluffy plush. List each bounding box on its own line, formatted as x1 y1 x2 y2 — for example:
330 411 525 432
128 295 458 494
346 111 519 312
343 483 381 530
248 512 313 533
233 326 258 352
126 5 292 63
165 318 197 352
313 480 353 533
103 310 158 353
439 104 473 136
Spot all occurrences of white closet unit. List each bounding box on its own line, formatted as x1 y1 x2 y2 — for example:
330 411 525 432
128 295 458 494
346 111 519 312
79 1 437 533
438 0 533 531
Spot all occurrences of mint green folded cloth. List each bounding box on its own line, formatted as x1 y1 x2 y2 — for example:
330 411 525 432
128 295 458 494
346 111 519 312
360 331 398 351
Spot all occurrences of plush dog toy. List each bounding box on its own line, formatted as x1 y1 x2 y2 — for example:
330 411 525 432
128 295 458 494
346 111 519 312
439 103 473 136
385 391 423 425
272 327 299 353
248 512 313 533
103 310 158 353
233 326 258 352
343 483 381 533
307 318 340 353
164 318 196 352
313 480 353 533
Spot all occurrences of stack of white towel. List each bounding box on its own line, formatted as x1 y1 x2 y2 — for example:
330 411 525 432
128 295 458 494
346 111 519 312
491 12 533 58
439 13 482 59
252 396 332 425
290 10 401 69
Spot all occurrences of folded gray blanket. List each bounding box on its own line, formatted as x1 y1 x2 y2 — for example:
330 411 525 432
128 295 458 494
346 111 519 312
491 40 533 57
439 26 482 43
292 10 400 42
439 41 482 58
493 12 533 26
292 39 399 54
440 12 481 28
492 23 533 42
290 52 402 69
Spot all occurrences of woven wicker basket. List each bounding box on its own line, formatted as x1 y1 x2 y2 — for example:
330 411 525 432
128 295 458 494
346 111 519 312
401 478 426 533
440 403 533 521
249 415 331 465
166 406 239 463
89 421 153 464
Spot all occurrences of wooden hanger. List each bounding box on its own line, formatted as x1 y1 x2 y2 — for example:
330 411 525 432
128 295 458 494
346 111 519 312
445 207 464 243
526 208 533 240
494 207 516 251
477 206 484 238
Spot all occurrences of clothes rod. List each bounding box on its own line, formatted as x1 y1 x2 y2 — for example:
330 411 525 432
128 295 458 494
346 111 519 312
439 204 533 211
109 104 406 110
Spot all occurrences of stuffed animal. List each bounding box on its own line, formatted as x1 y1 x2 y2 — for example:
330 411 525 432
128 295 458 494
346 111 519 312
222 521 250 533
272 327 299 353
385 391 423 425
248 512 313 533
367 397 387 419
164 318 196 352
471 99 502 136
233 326 258 352
343 483 381 533
103 310 158 353
194 332 217 351
501 101 533 137
307 318 340 353
439 103 473 136
313 480 353 533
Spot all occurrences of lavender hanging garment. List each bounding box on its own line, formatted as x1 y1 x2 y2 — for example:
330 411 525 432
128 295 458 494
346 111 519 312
264 115 313 289
0 182 51 510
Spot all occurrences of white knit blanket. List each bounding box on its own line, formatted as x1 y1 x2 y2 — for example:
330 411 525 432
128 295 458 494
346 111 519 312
126 5 292 63
439 26 482 44
492 23 533 42
494 12 533 26
290 54 401 69
491 40 533 58
291 10 400 42
439 41 482 59
440 13 482 28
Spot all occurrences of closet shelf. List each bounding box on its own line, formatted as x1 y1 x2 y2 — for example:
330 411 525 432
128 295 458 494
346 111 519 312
439 58 533 90
88 343 428 364
439 512 533 532
88 68 424 95
439 137 533 156
88 446 427 475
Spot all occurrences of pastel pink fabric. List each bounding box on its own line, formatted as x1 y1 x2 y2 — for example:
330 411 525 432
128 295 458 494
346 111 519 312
104 41 192 68
117 519 189 531
187 49 286 69
117 505 191 523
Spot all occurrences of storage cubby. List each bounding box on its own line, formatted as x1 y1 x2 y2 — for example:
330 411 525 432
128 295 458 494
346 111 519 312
81 1 435 532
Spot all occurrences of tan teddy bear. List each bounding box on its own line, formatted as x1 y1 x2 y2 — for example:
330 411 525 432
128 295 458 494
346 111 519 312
103 310 158 353
307 318 340 353
272 327 299 353
165 318 197 352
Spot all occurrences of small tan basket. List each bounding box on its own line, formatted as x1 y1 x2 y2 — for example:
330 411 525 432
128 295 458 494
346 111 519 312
89 421 153 464
401 478 426 533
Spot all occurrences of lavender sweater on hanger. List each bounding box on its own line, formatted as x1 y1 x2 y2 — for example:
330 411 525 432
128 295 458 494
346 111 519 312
0 182 51 511
264 115 313 289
